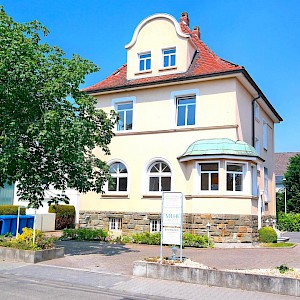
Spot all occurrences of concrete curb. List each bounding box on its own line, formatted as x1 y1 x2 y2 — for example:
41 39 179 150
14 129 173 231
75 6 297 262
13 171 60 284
0 246 64 263
133 261 300 297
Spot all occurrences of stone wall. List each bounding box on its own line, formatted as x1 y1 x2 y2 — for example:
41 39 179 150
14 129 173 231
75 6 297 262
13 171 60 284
79 210 260 243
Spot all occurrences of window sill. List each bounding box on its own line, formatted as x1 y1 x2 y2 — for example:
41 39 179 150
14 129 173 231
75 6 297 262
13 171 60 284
101 194 129 199
134 70 152 75
158 66 177 72
142 194 162 199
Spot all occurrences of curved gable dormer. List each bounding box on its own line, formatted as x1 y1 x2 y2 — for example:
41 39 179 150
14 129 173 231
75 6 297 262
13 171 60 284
126 13 197 80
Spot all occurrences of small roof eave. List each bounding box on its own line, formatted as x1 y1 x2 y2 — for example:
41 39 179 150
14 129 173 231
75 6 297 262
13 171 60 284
178 154 264 163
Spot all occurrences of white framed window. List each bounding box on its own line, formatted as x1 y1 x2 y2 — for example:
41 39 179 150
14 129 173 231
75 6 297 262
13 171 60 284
254 102 260 121
148 161 171 192
116 102 133 131
199 162 219 191
255 137 260 156
150 219 161 233
226 163 244 192
176 96 196 126
263 120 268 150
264 167 269 202
109 217 122 230
139 52 151 71
108 162 128 192
112 97 136 132
163 48 176 67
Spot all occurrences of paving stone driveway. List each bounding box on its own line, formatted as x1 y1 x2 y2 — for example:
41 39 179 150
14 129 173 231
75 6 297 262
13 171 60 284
39 240 300 275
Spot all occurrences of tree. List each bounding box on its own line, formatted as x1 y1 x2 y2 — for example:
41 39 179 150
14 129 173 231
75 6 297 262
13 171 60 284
284 154 300 213
0 7 117 209
276 190 285 214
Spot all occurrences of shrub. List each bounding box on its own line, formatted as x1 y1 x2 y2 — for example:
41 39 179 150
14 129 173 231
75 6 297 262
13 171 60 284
131 232 212 248
49 205 75 230
277 212 300 232
0 227 55 250
61 228 108 241
0 205 26 215
183 232 211 248
258 226 277 243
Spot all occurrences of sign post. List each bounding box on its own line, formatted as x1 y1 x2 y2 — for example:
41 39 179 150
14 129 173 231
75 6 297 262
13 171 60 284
160 192 183 262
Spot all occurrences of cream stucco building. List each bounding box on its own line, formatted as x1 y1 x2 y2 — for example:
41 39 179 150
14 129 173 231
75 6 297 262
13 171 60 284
80 12 282 242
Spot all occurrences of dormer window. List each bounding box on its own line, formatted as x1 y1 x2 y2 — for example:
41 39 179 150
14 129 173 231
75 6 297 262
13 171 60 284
163 48 176 67
139 52 151 71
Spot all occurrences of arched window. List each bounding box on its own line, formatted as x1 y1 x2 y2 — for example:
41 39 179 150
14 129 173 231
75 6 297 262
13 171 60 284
108 162 128 192
148 161 171 192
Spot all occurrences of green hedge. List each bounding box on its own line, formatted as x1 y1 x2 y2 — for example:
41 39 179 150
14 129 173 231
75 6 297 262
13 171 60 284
277 212 300 232
0 205 26 215
258 227 277 243
48 205 75 230
131 232 212 248
61 228 108 241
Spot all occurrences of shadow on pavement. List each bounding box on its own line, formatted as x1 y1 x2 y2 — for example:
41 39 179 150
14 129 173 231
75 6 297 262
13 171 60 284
55 240 139 256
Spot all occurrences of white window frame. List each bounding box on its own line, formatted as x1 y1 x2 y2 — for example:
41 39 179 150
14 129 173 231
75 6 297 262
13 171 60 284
109 217 122 230
171 89 200 128
150 219 161 233
116 102 133 131
263 119 268 150
198 162 220 192
264 167 269 202
226 162 245 192
147 160 172 193
112 97 136 132
107 161 128 193
138 52 151 71
162 47 176 68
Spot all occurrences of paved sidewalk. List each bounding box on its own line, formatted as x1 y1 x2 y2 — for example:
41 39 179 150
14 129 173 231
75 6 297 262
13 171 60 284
39 240 300 275
0 261 298 299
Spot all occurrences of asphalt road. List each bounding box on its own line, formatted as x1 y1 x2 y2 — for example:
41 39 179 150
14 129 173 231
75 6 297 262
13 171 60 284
0 262 298 300
282 232 300 243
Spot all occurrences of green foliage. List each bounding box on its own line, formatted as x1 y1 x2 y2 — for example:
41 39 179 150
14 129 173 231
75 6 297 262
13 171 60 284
183 232 212 248
258 227 277 243
49 205 75 230
277 212 300 232
130 232 212 248
0 7 118 209
276 191 285 214
0 205 25 215
284 154 300 213
120 235 133 244
0 227 55 250
61 228 108 241
262 242 294 248
132 232 161 245
276 264 292 274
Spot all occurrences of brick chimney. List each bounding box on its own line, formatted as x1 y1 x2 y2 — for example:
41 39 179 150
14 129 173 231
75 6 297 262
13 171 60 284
180 12 190 27
192 26 201 39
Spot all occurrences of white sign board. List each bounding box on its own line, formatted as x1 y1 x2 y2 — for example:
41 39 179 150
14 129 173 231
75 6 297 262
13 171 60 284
160 192 183 261
162 227 181 245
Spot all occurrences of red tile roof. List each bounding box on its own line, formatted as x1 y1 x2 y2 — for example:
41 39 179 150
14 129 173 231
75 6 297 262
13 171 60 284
84 15 243 93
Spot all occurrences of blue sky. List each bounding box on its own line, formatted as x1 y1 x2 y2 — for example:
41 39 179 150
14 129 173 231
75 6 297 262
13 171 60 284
2 0 300 152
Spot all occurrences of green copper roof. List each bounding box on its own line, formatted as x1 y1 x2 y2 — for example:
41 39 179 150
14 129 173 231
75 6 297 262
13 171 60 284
180 138 258 158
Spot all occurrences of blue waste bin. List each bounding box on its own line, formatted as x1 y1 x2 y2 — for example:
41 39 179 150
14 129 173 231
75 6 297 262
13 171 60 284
10 216 17 235
0 215 35 236
26 216 34 229
0 215 16 235
18 215 29 234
